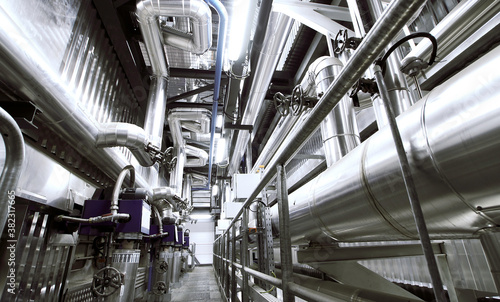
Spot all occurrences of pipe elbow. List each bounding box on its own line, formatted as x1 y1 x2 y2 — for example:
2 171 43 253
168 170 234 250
185 145 208 167
96 123 154 166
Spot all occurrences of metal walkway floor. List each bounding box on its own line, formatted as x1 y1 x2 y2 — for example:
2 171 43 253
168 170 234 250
171 266 223 302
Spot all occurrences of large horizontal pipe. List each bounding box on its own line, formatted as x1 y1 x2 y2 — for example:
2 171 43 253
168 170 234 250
222 0 428 237
274 44 500 243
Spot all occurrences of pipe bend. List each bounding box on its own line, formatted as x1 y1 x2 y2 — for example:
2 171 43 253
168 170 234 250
185 144 208 167
0 106 25 236
96 122 154 166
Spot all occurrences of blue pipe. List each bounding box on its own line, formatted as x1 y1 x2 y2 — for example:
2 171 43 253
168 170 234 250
204 0 228 189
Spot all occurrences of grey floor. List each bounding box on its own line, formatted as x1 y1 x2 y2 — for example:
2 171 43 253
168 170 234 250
171 266 224 302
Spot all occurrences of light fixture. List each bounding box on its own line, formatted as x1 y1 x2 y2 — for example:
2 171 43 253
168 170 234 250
190 214 212 220
212 184 219 196
227 0 256 61
216 115 223 128
215 138 226 163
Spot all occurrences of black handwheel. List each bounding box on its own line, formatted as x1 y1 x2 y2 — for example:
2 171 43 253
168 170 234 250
334 29 348 54
291 85 304 116
153 281 167 296
273 92 290 117
155 260 169 273
92 266 122 297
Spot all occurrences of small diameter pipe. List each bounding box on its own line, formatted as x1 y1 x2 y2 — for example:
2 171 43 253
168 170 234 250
58 166 136 225
0 106 24 236
204 0 227 189
373 64 447 302
55 213 130 224
111 165 135 215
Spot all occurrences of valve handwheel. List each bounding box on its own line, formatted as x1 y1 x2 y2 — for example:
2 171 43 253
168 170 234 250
334 29 348 54
290 85 304 116
92 266 123 297
155 260 169 273
273 92 290 117
153 281 167 295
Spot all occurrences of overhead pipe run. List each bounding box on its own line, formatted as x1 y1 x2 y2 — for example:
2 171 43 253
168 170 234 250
220 0 429 239
228 12 294 174
204 0 228 189
273 44 500 244
0 106 25 236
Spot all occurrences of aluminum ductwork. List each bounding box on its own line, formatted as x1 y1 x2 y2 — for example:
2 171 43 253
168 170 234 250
313 56 360 167
273 45 500 243
185 145 208 167
167 108 211 194
136 0 212 76
96 123 153 167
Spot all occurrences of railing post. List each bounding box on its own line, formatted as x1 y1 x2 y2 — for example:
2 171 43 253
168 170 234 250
231 225 237 301
373 64 447 302
241 207 249 302
225 233 230 298
277 164 294 302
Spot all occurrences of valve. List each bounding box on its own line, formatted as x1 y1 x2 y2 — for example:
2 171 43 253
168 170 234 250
92 266 123 297
290 85 304 116
153 281 167 296
334 29 363 54
273 92 290 117
155 260 169 273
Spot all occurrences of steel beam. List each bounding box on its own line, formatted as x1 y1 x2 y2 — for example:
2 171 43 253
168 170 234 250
297 243 444 262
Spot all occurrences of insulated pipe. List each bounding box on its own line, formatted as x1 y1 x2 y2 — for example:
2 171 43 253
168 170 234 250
273 44 500 243
0 8 152 192
185 145 208 167
0 107 24 236
349 0 413 128
222 0 429 237
228 12 293 175
204 0 227 189
170 146 186 196
313 57 360 167
136 0 212 77
404 0 500 73
96 123 153 166
143 77 168 149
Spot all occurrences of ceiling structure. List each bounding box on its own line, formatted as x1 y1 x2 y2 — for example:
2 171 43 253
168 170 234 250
90 0 353 185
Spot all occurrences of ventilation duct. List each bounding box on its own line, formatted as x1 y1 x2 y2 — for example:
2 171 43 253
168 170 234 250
272 45 500 243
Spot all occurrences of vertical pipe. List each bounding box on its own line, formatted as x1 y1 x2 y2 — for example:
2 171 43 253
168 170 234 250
0 107 24 237
313 57 360 167
169 146 186 196
143 77 168 149
204 0 227 189
373 64 447 302
277 165 294 302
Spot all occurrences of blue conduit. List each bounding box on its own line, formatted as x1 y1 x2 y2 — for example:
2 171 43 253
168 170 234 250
204 0 227 190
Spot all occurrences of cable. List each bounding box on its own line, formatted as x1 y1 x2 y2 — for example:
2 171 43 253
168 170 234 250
259 271 277 294
375 32 438 75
